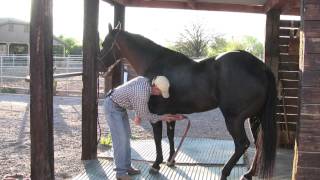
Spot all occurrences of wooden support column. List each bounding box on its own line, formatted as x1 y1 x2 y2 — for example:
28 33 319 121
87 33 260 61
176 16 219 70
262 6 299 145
82 0 99 160
112 3 125 88
29 0 54 179
293 0 320 179
265 8 280 82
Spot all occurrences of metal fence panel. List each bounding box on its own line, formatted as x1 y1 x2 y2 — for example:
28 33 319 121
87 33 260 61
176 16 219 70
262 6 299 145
0 55 104 96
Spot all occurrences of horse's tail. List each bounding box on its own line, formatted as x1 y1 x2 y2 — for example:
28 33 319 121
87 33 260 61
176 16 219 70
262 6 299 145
257 68 277 178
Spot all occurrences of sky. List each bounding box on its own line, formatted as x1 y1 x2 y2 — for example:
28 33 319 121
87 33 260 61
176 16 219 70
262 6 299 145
0 0 299 46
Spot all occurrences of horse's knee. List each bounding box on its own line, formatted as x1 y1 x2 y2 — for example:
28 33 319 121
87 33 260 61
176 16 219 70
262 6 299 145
222 140 250 178
166 122 175 135
235 140 250 153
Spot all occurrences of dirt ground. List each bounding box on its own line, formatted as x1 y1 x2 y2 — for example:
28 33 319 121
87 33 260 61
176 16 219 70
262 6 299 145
0 93 236 179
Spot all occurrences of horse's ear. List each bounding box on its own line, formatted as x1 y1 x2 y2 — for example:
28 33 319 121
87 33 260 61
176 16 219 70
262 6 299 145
108 23 113 33
115 21 122 30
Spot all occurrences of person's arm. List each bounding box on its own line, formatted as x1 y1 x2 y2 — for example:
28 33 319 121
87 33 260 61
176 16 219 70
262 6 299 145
131 91 163 124
132 82 185 123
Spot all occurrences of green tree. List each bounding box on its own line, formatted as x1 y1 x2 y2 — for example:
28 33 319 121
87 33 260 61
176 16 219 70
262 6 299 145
207 36 228 57
208 36 263 59
171 24 210 58
58 35 82 55
240 36 264 58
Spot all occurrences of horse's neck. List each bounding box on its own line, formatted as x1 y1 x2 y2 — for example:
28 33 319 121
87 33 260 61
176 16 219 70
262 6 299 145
118 34 155 75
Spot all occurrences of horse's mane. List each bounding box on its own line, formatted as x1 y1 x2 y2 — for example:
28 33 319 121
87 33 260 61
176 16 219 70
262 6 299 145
117 30 194 63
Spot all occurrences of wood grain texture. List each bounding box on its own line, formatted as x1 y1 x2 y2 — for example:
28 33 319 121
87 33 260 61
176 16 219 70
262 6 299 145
82 0 99 160
29 0 54 179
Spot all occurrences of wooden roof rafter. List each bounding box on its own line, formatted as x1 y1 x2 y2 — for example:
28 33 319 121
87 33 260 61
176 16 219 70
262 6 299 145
187 0 196 9
103 0 265 13
103 0 300 15
264 0 288 12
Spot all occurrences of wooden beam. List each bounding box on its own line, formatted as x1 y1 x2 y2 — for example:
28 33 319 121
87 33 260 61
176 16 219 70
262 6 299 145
303 0 320 20
187 0 196 9
103 0 264 13
82 0 99 160
264 0 288 12
293 0 320 179
103 0 126 6
30 0 54 179
281 0 300 15
112 4 125 88
265 8 280 83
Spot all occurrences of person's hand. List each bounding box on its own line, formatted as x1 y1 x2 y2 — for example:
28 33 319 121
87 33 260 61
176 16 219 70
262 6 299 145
161 114 186 122
171 114 186 120
134 116 141 125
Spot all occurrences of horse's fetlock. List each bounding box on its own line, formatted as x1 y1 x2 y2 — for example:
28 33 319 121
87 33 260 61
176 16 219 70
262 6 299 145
244 142 250 150
221 168 230 177
156 157 163 163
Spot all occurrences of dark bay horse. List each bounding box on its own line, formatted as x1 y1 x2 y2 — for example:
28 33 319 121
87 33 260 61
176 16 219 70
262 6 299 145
99 25 277 180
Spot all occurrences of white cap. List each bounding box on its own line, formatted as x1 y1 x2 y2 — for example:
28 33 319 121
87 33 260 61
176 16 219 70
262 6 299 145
152 76 170 98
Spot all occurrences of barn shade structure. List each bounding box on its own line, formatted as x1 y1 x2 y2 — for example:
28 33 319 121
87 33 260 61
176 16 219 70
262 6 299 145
29 0 319 179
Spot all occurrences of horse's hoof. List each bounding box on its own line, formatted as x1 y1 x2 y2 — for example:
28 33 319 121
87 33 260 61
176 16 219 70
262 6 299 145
166 161 175 167
149 167 159 174
167 159 176 167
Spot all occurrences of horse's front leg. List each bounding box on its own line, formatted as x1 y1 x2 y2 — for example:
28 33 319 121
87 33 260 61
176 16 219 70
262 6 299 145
149 121 163 174
166 121 176 167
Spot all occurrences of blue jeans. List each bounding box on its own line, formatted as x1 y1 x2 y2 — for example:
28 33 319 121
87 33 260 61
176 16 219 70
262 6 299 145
104 97 131 176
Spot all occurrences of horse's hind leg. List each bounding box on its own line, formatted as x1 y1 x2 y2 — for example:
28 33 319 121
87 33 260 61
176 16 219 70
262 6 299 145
221 117 250 180
242 116 261 180
150 121 163 173
166 121 176 166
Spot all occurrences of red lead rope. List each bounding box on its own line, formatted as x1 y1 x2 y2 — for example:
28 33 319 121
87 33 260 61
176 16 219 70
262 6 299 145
168 116 191 165
97 76 101 145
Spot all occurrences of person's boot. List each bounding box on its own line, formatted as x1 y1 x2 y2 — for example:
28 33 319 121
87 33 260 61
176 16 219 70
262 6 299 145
127 167 141 175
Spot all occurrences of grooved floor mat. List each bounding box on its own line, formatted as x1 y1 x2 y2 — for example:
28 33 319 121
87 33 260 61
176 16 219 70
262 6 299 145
73 160 247 180
98 138 244 165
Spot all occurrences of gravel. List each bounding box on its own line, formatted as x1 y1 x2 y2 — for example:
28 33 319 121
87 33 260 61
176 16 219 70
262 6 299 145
0 93 249 179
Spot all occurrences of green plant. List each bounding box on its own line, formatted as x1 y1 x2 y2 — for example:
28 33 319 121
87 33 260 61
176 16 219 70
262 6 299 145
130 135 139 140
100 134 112 147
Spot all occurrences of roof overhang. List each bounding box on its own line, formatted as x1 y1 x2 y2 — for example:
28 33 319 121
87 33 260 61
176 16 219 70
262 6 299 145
103 0 300 15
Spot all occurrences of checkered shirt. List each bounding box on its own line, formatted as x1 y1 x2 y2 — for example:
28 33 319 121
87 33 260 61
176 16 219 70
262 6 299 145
110 76 161 123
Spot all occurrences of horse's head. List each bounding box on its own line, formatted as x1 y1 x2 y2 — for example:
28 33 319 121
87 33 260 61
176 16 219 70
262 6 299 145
98 23 122 72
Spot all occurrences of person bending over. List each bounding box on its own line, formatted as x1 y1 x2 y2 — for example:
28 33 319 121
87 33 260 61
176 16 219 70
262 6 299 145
104 76 184 180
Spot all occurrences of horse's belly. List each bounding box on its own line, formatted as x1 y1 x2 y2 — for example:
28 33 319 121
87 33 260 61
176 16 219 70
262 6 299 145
183 98 218 113
149 95 218 115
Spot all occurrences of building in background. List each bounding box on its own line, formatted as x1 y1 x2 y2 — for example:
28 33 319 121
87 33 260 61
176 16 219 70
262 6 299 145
0 18 65 56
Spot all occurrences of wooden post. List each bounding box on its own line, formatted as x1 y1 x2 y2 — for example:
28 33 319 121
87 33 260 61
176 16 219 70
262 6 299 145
293 0 320 179
265 8 280 83
82 0 99 160
112 3 125 88
29 0 54 179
